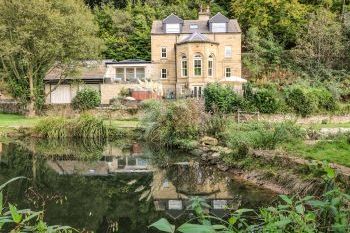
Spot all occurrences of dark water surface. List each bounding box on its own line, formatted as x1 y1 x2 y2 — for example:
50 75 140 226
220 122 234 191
0 139 276 232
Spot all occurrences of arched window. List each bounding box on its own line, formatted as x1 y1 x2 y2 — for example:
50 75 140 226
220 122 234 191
208 54 214 77
194 54 202 76
181 55 188 77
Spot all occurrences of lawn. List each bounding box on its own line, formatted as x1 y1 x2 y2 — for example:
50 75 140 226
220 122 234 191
0 113 40 128
306 122 350 130
283 136 350 167
0 113 139 129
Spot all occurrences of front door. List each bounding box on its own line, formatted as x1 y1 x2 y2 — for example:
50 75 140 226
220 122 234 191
191 86 203 99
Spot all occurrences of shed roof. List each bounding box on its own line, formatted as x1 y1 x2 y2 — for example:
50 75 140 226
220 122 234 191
44 60 107 81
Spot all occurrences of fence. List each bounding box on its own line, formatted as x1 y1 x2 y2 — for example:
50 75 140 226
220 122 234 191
236 110 260 123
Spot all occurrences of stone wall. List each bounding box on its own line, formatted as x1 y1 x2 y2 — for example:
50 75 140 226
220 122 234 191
0 100 26 115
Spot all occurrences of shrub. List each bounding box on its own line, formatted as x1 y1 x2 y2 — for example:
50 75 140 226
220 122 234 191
311 87 337 111
34 114 107 140
203 83 242 113
143 100 202 147
252 88 281 113
223 121 304 151
284 85 318 117
72 88 101 111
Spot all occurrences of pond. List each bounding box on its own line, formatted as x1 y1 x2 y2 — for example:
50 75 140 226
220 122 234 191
0 139 277 233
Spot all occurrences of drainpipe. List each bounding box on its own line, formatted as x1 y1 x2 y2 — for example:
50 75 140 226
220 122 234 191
174 35 178 99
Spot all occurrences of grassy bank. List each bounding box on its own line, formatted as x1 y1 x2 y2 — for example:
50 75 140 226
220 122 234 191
282 136 350 167
0 113 139 129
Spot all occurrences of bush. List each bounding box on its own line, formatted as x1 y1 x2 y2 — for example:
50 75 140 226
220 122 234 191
34 114 107 140
284 85 318 117
203 83 242 113
72 88 101 111
311 87 337 111
253 88 281 113
143 100 202 147
223 121 304 151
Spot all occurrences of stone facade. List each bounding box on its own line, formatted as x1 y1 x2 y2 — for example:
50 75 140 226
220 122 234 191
151 11 242 98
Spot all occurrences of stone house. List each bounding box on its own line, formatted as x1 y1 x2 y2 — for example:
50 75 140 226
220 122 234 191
150 9 242 98
44 8 242 104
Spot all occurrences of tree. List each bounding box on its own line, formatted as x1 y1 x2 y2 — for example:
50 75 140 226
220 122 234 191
243 27 284 78
231 0 309 47
292 8 347 77
0 0 103 116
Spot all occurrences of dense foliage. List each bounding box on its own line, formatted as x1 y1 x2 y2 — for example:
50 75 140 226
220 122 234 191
0 0 102 115
0 177 73 232
72 88 101 111
34 114 107 140
150 165 350 233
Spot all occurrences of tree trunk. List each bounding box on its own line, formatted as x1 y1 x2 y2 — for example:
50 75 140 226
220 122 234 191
27 73 36 117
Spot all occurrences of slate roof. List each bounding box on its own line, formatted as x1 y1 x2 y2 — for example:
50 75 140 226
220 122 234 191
45 60 107 81
106 59 152 65
152 19 241 34
162 13 184 24
209 12 229 23
177 31 219 45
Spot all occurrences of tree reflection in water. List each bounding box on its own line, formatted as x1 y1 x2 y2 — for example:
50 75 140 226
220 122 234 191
0 140 276 232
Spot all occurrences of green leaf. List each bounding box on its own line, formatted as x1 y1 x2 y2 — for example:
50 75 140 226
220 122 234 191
295 204 305 214
0 177 26 191
149 218 175 233
279 195 292 205
235 208 253 214
212 225 228 230
307 200 326 208
177 224 216 233
22 210 43 223
9 204 22 224
273 219 291 228
228 216 237 225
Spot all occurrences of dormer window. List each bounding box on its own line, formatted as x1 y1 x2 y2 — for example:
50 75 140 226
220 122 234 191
166 24 180 33
190 24 198 29
212 23 226 33
163 13 183 34
209 13 229 33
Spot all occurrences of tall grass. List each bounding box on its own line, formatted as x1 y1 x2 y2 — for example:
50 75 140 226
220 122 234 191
34 114 107 140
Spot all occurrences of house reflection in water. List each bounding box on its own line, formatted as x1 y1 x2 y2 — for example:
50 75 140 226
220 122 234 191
46 143 237 218
46 143 152 175
152 162 239 219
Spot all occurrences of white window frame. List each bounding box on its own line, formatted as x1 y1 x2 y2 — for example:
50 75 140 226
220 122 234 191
161 47 167 58
224 46 232 58
166 24 180 33
193 55 202 77
212 23 226 33
161 68 167 79
181 56 188 77
208 55 214 77
225 67 231 78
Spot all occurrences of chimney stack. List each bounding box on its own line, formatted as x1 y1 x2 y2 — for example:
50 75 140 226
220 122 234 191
198 5 210 21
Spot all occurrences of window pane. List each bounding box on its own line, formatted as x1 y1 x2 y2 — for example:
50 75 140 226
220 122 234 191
182 60 188 77
208 60 213 77
225 46 232 58
194 59 202 76
126 68 135 82
136 68 145 80
166 24 180 33
225 68 231 77
161 69 167 79
212 23 226 32
116 68 124 81
161 48 167 58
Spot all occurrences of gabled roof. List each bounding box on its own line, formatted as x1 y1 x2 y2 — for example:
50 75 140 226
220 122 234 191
177 31 219 45
162 13 184 24
209 12 229 23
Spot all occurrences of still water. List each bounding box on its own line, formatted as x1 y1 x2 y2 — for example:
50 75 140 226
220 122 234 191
0 139 276 232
